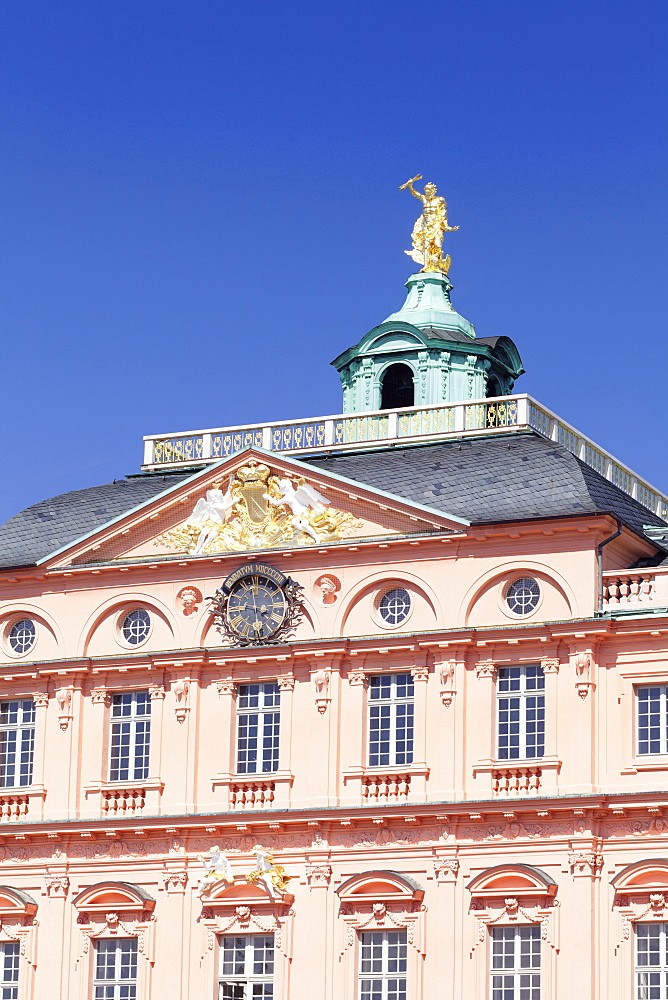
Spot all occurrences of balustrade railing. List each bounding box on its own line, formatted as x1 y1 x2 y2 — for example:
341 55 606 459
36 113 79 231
101 786 146 815
229 779 275 809
361 772 412 802
0 795 29 821
491 766 542 796
142 394 668 519
603 572 657 607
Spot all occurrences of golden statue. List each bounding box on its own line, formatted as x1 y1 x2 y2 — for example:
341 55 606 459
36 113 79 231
400 174 459 274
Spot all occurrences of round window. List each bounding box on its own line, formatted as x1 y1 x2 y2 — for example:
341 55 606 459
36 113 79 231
8 618 36 655
121 608 151 646
505 577 541 616
378 588 411 626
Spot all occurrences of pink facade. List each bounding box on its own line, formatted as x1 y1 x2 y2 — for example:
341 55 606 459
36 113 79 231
0 434 668 999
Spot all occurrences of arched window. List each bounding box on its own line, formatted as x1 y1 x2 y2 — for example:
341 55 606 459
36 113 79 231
486 375 502 398
336 870 426 999
380 364 414 410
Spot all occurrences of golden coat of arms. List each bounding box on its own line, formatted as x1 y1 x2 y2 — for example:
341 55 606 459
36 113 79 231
157 461 360 555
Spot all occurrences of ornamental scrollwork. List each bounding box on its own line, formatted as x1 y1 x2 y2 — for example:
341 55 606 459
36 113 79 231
156 460 361 555
306 864 332 887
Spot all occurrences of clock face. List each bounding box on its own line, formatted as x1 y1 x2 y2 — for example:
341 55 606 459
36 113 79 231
226 572 288 642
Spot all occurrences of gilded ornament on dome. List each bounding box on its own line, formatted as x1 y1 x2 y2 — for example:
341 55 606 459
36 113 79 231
400 174 459 274
156 460 361 555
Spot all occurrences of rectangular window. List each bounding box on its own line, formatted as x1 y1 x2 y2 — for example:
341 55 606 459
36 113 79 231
638 686 668 755
0 941 19 999
368 673 414 768
236 683 280 775
219 934 274 999
636 922 668 999
498 665 545 760
94 938 137 1000
490 925 541 1000
109 691 151 782
358 929 407 1000
0 699 35 788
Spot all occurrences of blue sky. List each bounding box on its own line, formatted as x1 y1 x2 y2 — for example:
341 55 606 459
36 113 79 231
1 0 666 523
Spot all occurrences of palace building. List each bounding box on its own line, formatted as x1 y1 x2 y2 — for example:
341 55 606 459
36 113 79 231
0 184 667 1000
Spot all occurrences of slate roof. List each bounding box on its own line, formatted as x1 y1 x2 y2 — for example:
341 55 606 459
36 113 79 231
0 473 192 569
305 433 668 537
0 432 664 571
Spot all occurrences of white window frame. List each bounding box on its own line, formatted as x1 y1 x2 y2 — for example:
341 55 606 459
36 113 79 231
368 673 414 768
236 683 280 775
358 929 408 1000
109 690 151 782
218 933 274 998
637 685 668 756
636 921 668 999
490 924 541 999
497 665 545 761
93 937 138 999
0 699 35 788
0 940 19 999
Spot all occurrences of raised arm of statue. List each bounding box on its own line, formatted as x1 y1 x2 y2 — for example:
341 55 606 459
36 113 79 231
399 175 425 202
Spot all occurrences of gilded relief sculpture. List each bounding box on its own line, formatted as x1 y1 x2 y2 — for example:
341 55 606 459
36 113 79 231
157 460 360 555
400 174 459 274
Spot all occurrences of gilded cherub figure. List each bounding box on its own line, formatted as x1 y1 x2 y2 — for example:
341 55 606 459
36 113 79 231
400 174 459 274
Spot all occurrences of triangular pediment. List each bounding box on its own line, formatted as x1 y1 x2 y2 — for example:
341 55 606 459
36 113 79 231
45 448 468 568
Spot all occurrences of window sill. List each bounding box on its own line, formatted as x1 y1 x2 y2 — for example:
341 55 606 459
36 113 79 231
621 758 668 774
343 764 430 803
211 771 294 809
473 757 561 774
84 778 164 793
343 764 430 779
211 770 294 787
473 758 561 796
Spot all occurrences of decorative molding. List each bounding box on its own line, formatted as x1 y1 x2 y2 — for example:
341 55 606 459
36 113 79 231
162 870 188 894
44 873 69 898
306 864 332 887
55 687 73 731
574 652 595 699
313 669 331 714
348 670 367 687
200 904 293 960
541 658 560 674
475 659 496 679
568 850 603 876
32 691 49 709
339 901 426 956
90 687 109 706
148 685 166 701
172 680 189 723
411 665 429 683
278 675 295 693
216 679 235 696
433 858 459 883
438 660 455 707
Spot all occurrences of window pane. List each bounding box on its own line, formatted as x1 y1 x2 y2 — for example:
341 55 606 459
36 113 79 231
368 675 414 768
219 935 274 998
497 667 544 760
638 687 666 756
237 685 280 775
109 692 150 781
0 700 35 788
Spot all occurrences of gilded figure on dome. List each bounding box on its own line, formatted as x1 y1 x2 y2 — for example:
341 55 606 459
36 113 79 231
400 174 459 274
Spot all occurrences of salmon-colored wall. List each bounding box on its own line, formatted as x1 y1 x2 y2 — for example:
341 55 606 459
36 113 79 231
0 508 665 997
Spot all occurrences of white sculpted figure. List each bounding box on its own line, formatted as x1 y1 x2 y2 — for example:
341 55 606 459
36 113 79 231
186 479 235 554
197 845 234 896
265 478 330 543
246 844 291 896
